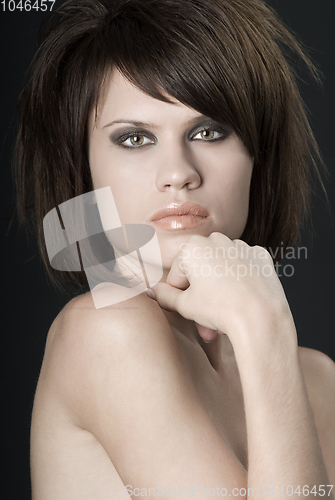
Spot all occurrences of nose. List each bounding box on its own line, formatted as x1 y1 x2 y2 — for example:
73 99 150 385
155 144 202 192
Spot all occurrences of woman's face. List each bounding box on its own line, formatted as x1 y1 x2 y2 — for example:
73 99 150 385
88 70 254 271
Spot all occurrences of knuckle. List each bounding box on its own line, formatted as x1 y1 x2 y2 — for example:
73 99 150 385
254 245 272 261
234 239 249 248
177 259 188 275
210 231 224 240
209 232 231 247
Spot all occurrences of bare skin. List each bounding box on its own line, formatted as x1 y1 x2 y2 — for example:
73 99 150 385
31 71 335 498
30 290 335 499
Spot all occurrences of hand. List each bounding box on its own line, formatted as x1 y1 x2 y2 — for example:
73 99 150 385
148 232 292 343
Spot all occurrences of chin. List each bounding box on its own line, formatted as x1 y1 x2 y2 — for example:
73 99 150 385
159 250 179 273
153 233 198 278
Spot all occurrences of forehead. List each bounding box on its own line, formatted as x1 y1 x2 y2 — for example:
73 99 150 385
89 69 202 131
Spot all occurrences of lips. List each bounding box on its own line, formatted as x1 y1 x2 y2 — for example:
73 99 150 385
150 201 210 231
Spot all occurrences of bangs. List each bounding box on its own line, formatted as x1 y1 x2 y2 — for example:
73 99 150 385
93 0 258 158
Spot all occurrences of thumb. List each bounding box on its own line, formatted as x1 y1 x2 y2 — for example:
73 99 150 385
146 281 184 312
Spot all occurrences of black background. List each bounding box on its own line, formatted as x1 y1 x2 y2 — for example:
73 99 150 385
1 1 334 498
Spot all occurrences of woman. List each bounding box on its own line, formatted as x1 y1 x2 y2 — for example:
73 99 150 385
12 0 334 497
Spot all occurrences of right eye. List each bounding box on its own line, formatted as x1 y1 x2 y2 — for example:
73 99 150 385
121 134 154 148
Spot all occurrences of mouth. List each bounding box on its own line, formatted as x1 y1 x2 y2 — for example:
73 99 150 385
151 202 210 231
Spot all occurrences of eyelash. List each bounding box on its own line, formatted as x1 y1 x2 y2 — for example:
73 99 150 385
113 126 230 149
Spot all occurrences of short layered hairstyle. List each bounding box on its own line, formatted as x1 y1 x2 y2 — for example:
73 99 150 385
13 0 324 292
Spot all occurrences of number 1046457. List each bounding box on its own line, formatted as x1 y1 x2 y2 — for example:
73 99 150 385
1 0 55 11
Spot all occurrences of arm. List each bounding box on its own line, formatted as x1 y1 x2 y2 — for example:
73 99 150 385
233 310 330 498
151 233 334 499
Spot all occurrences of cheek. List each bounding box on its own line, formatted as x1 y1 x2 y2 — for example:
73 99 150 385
211 152 253 239
89 141 146 224
230 157 253 209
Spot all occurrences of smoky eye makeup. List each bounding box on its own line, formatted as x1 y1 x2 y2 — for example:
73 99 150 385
109 127 157 149
189 120 234 142
108 120 234 149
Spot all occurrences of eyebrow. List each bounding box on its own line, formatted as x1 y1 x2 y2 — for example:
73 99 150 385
102 114 212 129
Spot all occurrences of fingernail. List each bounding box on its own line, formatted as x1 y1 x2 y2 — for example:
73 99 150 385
145 288 156 300
203 340 212 344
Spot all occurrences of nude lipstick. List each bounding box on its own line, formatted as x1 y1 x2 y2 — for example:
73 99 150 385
150 201 210 231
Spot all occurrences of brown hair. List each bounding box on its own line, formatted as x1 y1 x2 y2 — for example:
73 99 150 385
12 0 324 292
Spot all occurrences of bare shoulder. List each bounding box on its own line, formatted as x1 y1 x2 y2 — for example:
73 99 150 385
298 346 335 483
46 289 177 359
40 291 183 413
38 292 246 488
48 289 173 348
36 289 200 438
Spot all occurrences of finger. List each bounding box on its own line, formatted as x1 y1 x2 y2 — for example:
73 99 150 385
195 322 218 343
165 254 190 290
149 281 184 312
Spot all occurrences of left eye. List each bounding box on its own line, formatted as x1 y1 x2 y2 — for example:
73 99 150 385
193 129 222 141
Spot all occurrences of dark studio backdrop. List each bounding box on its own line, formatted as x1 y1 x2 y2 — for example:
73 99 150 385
1 0 334 498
